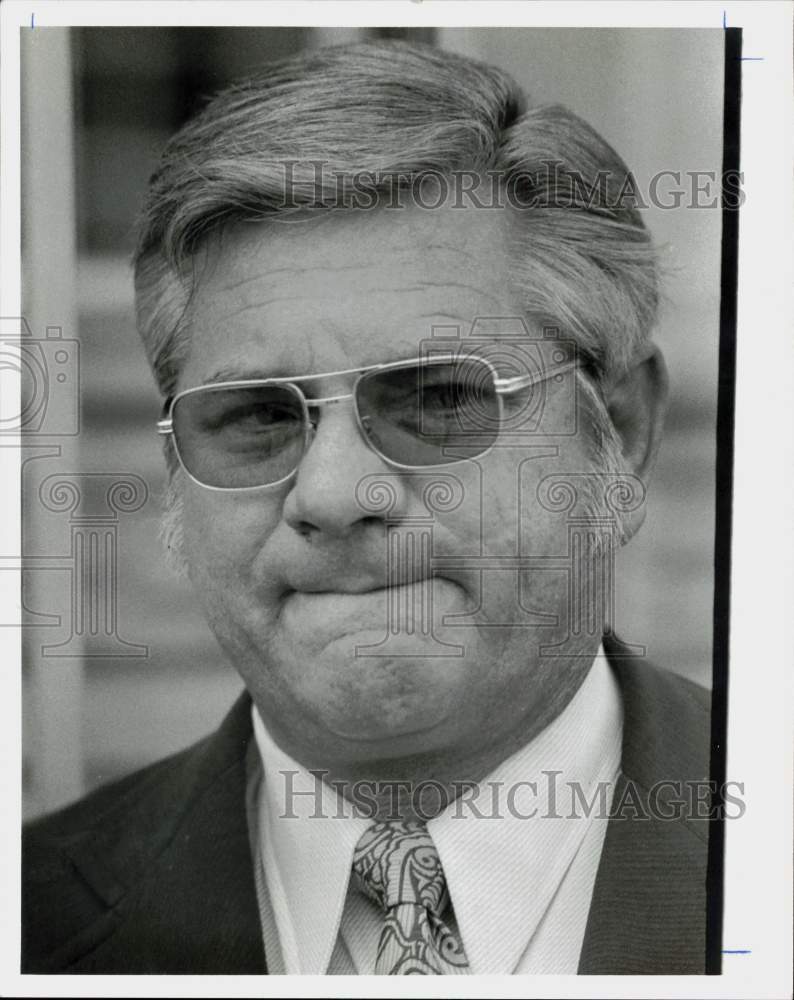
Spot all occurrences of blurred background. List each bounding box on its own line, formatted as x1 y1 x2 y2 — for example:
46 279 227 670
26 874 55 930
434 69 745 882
19 26 725 819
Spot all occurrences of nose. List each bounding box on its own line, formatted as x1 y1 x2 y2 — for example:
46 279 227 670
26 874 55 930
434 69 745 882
282 398 409 539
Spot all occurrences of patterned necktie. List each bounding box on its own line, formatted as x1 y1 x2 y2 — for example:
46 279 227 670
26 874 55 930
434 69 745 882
351 820 469 975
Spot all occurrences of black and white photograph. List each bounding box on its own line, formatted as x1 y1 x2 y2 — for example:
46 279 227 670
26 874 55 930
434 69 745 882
2 3 792 995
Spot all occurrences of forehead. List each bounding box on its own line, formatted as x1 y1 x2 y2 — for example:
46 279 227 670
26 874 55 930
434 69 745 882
181 202 522 386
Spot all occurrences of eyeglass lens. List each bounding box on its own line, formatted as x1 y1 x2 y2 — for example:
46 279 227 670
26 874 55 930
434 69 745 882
170 359 502 488
172 383 308 488
355 358 501 467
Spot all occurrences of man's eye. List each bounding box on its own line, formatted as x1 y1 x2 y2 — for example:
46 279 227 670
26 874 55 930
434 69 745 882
204 403 298 434
378 384 459 434
420 381 461 412
414 379 475 416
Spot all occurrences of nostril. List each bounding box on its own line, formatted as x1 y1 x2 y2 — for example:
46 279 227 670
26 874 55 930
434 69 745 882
294 520 316 540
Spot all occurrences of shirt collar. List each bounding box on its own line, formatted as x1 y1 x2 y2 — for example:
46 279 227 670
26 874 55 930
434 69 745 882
428 646 623 973
251 644 622 974
251 709 370 974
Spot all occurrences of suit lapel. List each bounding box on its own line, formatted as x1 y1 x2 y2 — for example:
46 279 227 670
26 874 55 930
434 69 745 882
578 641 710 973
577 773 708 973
59 692 265 973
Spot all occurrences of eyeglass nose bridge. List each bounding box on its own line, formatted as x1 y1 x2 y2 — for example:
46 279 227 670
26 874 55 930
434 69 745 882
305 391 356 409
303 390 358 433
298 389 402 490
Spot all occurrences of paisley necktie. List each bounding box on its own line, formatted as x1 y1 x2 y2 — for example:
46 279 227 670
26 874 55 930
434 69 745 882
351 820 469 975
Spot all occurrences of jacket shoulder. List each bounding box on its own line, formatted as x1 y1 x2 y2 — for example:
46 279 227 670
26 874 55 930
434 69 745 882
23 691 254 972
580 641 714 974
26 736 212 842
605 634 711 786
23 737 213 970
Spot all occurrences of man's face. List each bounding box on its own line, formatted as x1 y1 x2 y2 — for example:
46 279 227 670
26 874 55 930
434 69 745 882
177 202 609 771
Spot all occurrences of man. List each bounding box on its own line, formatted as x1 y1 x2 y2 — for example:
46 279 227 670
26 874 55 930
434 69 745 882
22 40 710 974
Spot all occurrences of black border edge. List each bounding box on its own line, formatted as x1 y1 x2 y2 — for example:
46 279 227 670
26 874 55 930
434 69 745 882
706 24 742 976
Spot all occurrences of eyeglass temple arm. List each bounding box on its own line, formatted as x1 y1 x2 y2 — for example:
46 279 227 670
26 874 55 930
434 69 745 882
493 359 580 395
157 398 173 434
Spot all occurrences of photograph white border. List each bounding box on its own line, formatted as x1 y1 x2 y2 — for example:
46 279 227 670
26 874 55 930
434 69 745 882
1 2 791 998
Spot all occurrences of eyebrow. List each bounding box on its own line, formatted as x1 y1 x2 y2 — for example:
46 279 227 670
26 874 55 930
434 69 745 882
201 351 417 386
202 366 292 385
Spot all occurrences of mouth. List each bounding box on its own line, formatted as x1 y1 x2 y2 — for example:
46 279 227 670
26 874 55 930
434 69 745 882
280 577 460 639
281 561 431 595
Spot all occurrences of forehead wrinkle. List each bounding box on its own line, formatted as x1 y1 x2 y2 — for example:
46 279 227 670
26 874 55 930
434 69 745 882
392 280 509 311
211 232 492 292
212 292 509 330
417 311 476 322
202 229 503 308
203 272 510 323
419 239 484 257
217 259 406 295
219 252 477 287
209 295 320 322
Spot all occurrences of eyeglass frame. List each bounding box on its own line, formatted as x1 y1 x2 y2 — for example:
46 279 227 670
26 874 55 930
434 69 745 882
156 351 581 492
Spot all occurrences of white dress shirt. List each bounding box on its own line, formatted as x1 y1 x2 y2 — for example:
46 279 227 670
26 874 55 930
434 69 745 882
245 647 623 974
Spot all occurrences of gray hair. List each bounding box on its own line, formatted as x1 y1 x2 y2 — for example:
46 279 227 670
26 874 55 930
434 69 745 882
136 40 658 572
134 40 658 397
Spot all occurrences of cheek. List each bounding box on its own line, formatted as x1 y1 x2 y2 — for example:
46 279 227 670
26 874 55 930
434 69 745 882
475 447 577 556
181 484 282 585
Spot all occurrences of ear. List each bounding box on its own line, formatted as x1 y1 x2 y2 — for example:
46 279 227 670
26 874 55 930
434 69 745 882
603 344 669 539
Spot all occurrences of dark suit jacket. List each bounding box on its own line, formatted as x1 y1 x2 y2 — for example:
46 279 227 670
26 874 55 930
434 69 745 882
22 638 712 974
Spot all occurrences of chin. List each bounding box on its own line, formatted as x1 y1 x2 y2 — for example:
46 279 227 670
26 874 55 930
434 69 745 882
322 702 452 746
290 649 462 752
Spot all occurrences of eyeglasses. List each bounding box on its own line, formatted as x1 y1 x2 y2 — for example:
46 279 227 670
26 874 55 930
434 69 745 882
157 353 580 491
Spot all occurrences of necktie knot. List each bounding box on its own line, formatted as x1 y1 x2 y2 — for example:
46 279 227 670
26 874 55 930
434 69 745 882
352 820 449 916
351 820 469 974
